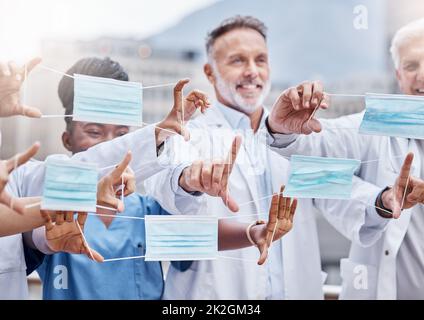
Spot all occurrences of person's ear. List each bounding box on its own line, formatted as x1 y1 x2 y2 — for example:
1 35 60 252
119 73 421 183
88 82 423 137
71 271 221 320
62 131 73 152
204 63 216 85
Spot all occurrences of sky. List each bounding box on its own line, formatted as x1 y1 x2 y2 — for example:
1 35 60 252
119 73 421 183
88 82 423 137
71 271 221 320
0 0 218 61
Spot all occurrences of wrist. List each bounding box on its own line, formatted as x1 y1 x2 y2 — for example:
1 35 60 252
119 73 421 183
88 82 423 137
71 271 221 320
178 170 196 193
246 220 266 246
266 116 283 134
380 189 392 210
33 226 57 254
46 240 58 253
267 116 291 135
155 120 174 146
376 186 393 219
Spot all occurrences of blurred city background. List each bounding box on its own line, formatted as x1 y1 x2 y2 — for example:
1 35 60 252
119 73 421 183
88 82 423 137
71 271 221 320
1 0 424 299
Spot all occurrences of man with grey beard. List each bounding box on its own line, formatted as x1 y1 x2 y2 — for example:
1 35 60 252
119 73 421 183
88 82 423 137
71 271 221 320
144 15 386 299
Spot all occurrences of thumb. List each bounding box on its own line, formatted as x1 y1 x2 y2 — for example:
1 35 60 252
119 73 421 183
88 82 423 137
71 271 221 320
221 191 239 213
86 247 104 263
25 57 42 75
257 243 269 265
173 78 190 110
6 142 40 173
170 123 190 141
20 105 42 118
301 118 321 134
392 198 401 219
106 196 125 213
180 125 190 141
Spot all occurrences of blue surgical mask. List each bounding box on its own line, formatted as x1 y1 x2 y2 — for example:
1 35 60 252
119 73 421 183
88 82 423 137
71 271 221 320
144 215 218 261
73 74 143 127
41 158 98 212
359 93 424 139
285 155 360 199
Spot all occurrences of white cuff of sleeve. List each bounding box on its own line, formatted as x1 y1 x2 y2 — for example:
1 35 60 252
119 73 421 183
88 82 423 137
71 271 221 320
266 131 299 148
32 226 56 255
364 190 391 229
171 163 203 197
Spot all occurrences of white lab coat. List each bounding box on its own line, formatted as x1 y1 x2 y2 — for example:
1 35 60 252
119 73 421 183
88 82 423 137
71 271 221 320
269 112 422 299
146 106 333 299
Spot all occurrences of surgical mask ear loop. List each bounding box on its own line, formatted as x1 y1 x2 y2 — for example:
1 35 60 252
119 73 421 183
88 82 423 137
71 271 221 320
121 173 124 206
267 192 281 250
75 221 95 261
22 63 28 117
401 175 410 211
305 95 324 134
9 154 18 211
181 85 184 129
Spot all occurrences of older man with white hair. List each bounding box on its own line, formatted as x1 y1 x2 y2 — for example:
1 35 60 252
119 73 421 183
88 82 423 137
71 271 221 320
266 18 424 299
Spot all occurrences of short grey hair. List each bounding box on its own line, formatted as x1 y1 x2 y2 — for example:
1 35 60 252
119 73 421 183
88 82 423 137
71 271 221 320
390 18 424 69
205 15 267 61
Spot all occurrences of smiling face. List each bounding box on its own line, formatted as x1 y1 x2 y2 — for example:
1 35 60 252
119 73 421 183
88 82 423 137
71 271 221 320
62 121 129 154
205 28 271 114
396 36 424 96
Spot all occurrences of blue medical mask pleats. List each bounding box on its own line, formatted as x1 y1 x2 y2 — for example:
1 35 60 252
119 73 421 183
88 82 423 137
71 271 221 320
285 155 360 199
359 93 424 139
73 74 143 127
145 215 218 261
41 158 98 212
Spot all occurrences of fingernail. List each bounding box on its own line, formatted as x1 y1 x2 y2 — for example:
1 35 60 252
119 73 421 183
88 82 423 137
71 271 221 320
304 101 309 108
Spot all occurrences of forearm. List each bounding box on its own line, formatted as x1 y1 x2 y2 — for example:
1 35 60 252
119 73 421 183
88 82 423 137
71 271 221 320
0 197 44 236
316 177 389 247
72 124 167 181
218 220 253 251
266 114 363 159
155 120 178 147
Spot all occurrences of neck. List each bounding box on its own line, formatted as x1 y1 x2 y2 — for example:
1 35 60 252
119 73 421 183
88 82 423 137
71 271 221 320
216 97 264 132
228 104 263 132
248 107 264 132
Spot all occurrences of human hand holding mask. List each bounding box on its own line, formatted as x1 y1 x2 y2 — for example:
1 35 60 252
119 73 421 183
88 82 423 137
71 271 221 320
249 185 297 265
96 151 135 213
156 78 211 144
179 136 242 212
0 142 40 214
379 153 424 218
268 80 329 135
41 210 104 262
0 58 42 118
